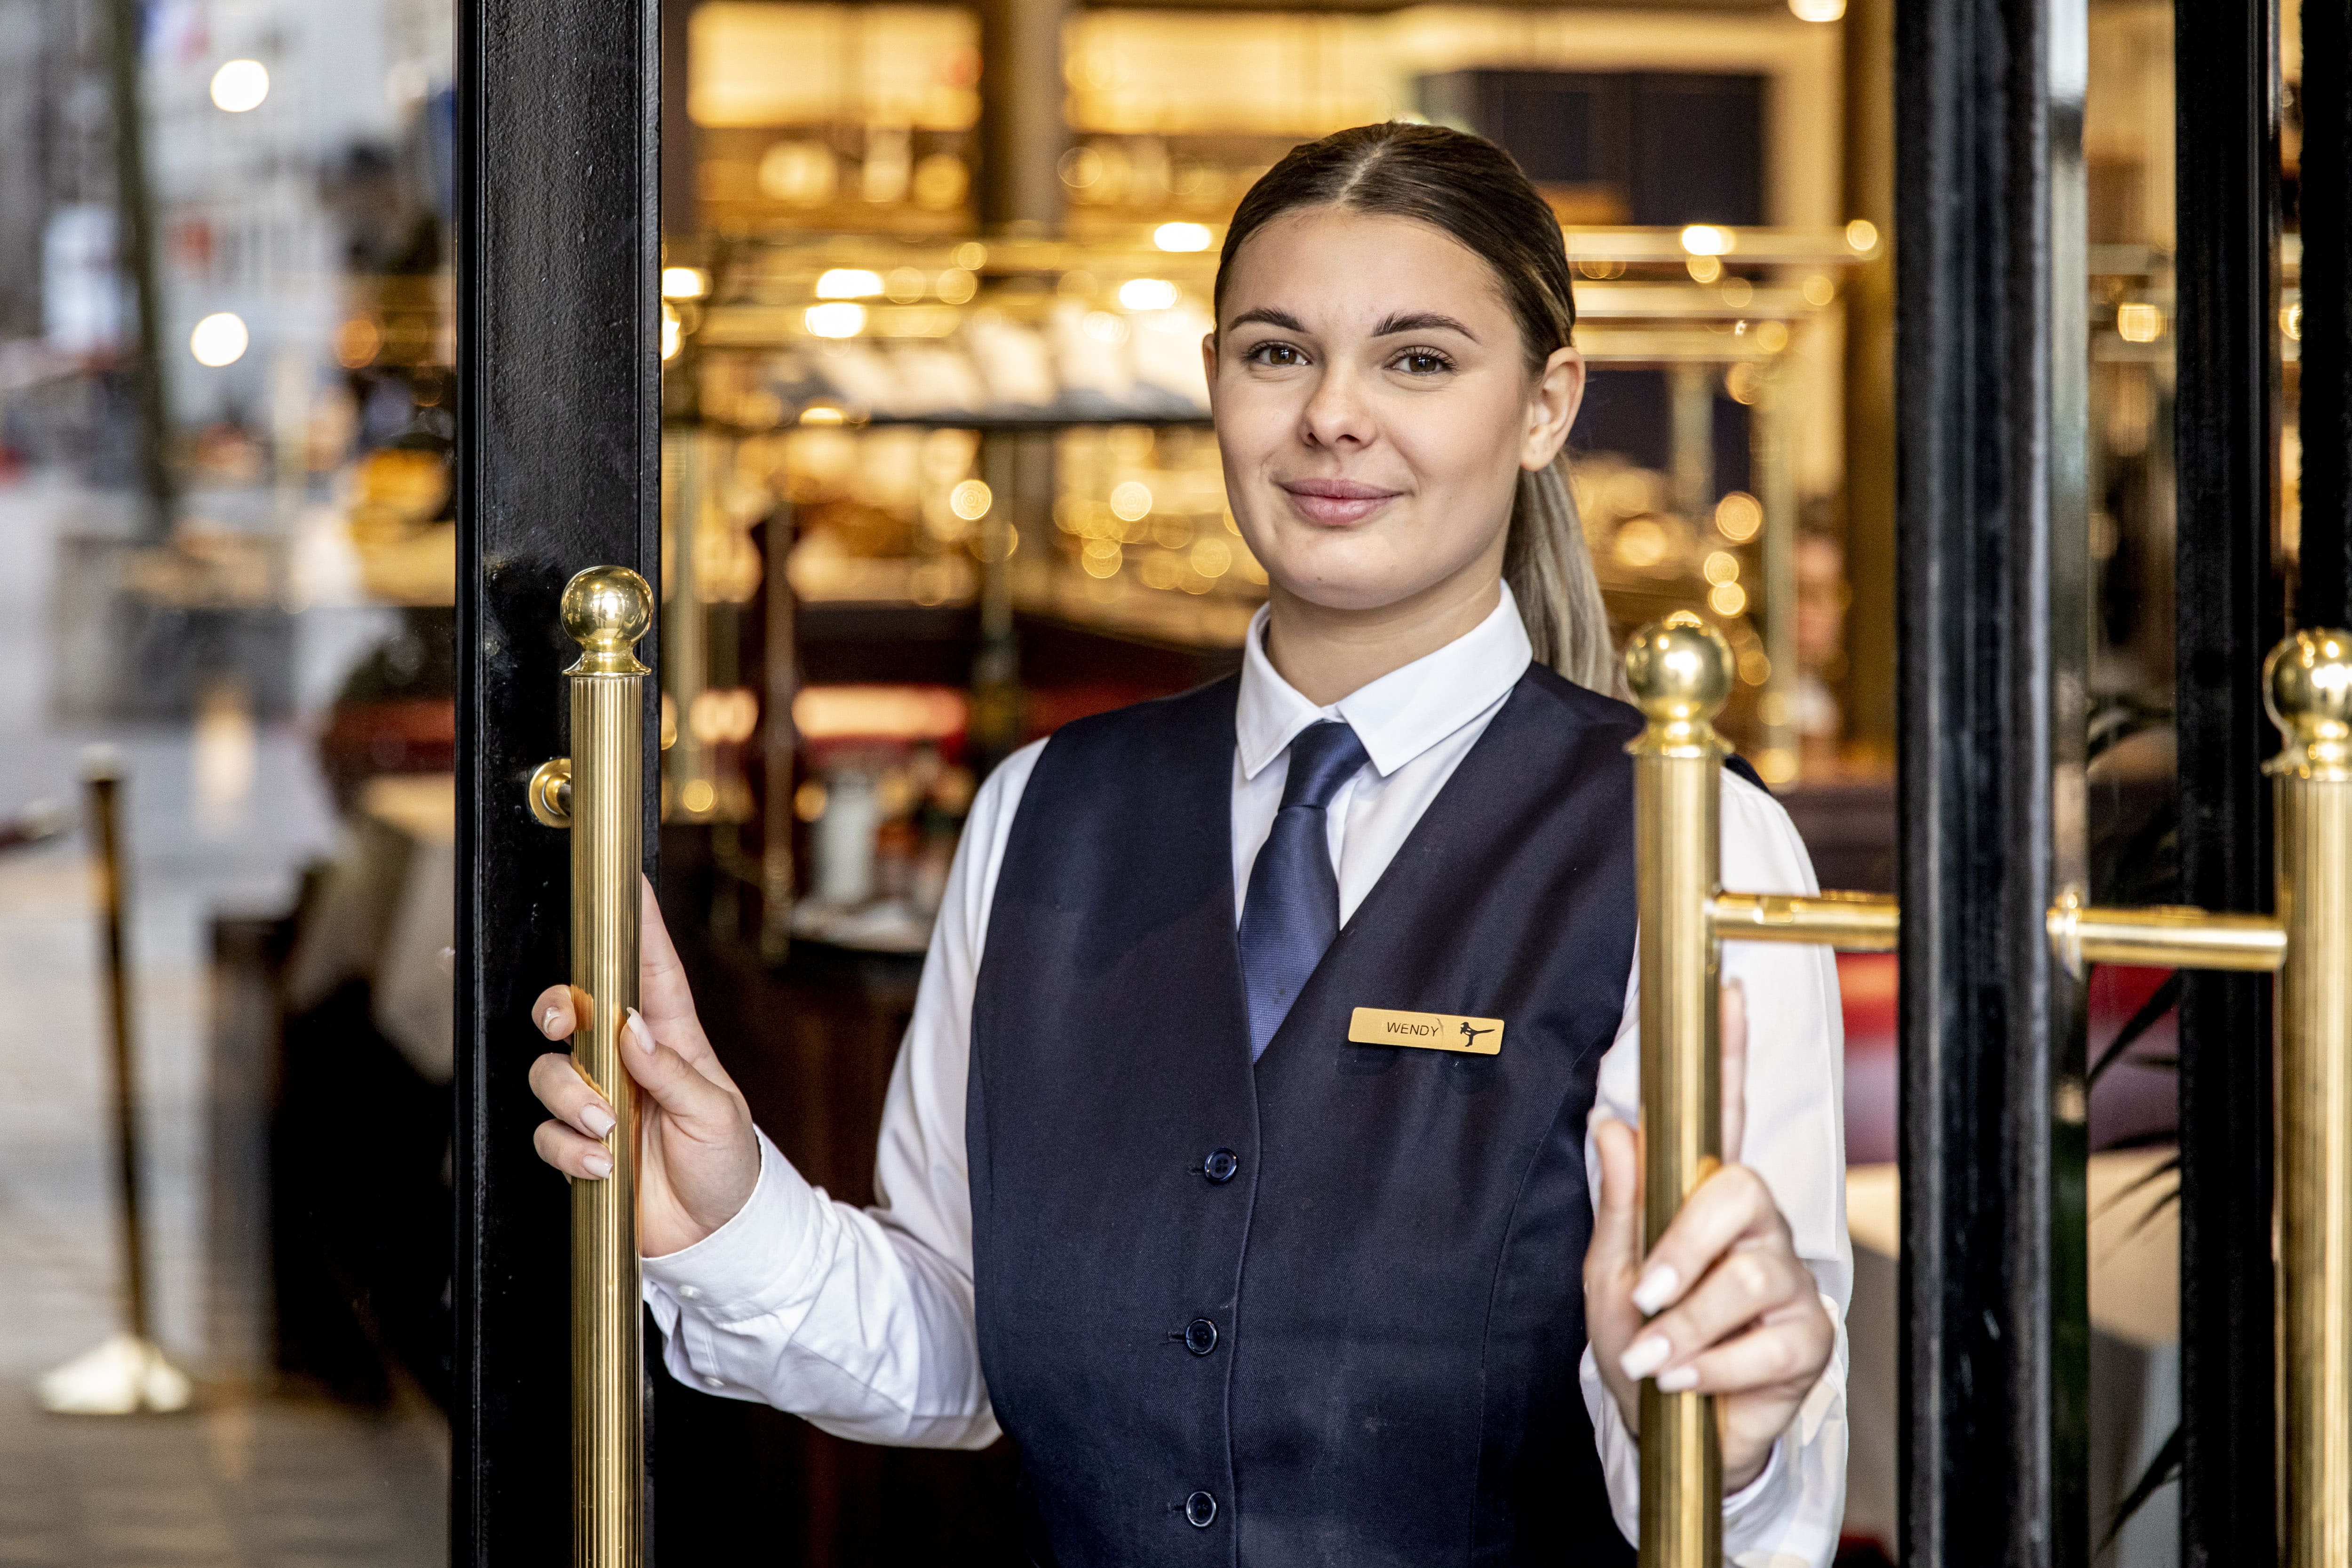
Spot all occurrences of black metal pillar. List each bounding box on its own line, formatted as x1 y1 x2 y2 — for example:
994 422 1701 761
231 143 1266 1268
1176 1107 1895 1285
2172 2 2281 1561
2304 0 2352 628
1894 0 2089 1560
454 0 661 1560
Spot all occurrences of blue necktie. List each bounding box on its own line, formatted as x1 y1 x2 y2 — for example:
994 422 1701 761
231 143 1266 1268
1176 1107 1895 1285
1239 720 1369 1061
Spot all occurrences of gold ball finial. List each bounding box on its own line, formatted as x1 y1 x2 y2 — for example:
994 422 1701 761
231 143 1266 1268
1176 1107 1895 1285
2265 627 2352 777
560 565 654 675
1624 611 1733 729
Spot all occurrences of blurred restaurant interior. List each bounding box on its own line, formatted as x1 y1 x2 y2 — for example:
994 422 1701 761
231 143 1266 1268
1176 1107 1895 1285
0 0 2297 1563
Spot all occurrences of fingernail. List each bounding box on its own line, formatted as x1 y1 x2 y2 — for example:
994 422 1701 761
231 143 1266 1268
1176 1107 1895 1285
1619 1334 1671 1382
581 1153 612 1180
1654 1365 1699 1393
580 1105 615 1139
1632 1264 1680 1315
625 1008 653 1056
541 1006 562 1038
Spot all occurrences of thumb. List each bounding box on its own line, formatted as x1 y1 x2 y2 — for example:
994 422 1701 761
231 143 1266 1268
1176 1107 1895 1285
618 1006 739 1135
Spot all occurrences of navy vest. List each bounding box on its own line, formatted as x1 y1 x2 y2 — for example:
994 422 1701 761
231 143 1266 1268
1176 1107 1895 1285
969 666 1648 1567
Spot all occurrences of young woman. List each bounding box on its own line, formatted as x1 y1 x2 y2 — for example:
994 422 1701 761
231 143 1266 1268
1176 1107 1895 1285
530 122 1848 1566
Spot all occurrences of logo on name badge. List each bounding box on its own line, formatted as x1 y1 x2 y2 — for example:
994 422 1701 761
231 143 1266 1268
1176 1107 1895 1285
1347 1007 1505 1055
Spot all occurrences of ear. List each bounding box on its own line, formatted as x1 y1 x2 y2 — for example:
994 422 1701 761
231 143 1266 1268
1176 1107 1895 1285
1520 344 1586 472
1200 331 1219 415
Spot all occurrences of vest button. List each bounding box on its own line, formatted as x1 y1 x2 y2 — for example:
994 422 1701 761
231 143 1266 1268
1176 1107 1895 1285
1184 1490 1217 1528
1202 1148 1239 1184
1183 1317 1218 1356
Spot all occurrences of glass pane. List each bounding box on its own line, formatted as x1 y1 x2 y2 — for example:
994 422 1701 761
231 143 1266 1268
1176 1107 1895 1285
1 0 453 1560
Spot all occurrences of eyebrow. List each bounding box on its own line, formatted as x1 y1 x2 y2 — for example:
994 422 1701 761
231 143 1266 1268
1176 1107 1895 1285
1223 305 1482 341
1371 310 1478 340
1227 306 1308 333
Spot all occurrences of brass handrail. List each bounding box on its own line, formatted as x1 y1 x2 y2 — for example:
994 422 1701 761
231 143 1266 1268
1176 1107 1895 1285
1624 614 2352 1564
1624 613 1729 1567
2266 628 2352 1568
532 566 653 1568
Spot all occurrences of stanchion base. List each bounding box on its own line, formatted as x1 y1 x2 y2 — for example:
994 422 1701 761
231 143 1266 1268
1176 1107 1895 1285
37 1332 193 1414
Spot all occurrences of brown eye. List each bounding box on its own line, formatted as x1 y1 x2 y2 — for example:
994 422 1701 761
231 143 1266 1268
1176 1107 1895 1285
1395 349 1452 375
1249 342 1305 367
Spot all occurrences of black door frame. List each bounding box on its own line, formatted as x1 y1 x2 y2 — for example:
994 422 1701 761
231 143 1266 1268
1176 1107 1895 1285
453 0 661 1560
2173 1 2282 1561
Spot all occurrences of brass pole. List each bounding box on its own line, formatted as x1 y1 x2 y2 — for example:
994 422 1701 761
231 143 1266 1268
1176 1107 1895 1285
1624 612 1729 1568
86 764 151 1347
558 567 652 1568
2267 628 2352 1568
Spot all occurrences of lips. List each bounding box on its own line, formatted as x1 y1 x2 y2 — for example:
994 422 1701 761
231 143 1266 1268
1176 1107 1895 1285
1278 478 1402 526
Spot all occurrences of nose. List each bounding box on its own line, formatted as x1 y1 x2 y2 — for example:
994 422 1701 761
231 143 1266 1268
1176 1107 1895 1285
1298 362 1376 452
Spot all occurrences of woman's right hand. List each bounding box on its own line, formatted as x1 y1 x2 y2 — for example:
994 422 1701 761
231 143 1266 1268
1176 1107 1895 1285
528 878 762 1258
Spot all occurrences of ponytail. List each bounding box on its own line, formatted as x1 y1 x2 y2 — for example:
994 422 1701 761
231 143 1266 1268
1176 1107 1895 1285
1218 122 1622 694
1508 454 1624 698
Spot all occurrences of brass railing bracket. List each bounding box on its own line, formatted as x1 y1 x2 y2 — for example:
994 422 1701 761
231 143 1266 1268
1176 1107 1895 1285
1708 890 1899 950
529 757 574 828
2043 886 2285 980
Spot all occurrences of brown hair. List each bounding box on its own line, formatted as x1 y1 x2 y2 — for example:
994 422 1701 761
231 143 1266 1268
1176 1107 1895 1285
1214 122 1620 694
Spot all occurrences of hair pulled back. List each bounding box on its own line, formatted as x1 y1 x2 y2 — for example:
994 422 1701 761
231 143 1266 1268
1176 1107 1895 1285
1214 121 1620 695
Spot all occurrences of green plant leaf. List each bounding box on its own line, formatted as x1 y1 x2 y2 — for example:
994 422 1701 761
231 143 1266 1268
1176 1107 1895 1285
2088 971 2183 1089
2100 1421 2181 1555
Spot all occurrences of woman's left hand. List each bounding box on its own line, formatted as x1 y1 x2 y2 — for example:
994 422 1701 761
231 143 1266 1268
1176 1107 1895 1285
1583 983 1836 1492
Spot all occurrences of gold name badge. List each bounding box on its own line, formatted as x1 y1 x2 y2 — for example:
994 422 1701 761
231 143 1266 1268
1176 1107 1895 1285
1348 1007 1505 1055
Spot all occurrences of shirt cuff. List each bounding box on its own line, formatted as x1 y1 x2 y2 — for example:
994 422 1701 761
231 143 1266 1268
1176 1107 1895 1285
641 1128 825 1321
1722 1432 1790 1520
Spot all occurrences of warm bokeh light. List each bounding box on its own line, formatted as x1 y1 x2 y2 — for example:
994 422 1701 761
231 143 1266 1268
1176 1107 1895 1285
1703 551 1741 587
804 302 867 337
816 268 884 299
1118 278 1178 311
661 304 682 360
2117 303 2165 343
1715 491 1764 543
1679 224 1732 257
949 479 993 520
1109 481 1154 521
1788 0 1846 19
1685 255 1723 285
1845 218 1880 254
1709 581 1748 617
661 267 709 299
793 685 968 741
190 312 249 367
210 59 269 112
1154 222 1213 252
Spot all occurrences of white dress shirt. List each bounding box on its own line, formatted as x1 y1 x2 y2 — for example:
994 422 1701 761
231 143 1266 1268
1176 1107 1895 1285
644 586 1851 1567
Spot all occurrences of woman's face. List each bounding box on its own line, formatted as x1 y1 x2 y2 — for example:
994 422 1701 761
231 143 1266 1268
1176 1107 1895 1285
1206 207 1583 616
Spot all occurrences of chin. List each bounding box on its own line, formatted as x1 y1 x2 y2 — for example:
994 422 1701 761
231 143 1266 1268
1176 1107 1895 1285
1260 543 1429 613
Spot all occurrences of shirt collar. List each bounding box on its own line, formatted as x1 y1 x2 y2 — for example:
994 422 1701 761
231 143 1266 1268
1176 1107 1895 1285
1234 583 1535 780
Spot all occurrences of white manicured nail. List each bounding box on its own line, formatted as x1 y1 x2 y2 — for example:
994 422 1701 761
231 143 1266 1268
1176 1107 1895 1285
581 1153 612 1180
542 1006 562 1037
1632 1264 1680 1315
1619 1334 1670 1382
625 1008 653 1056
1654 1366 1699 1393
580 1105 614 1139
